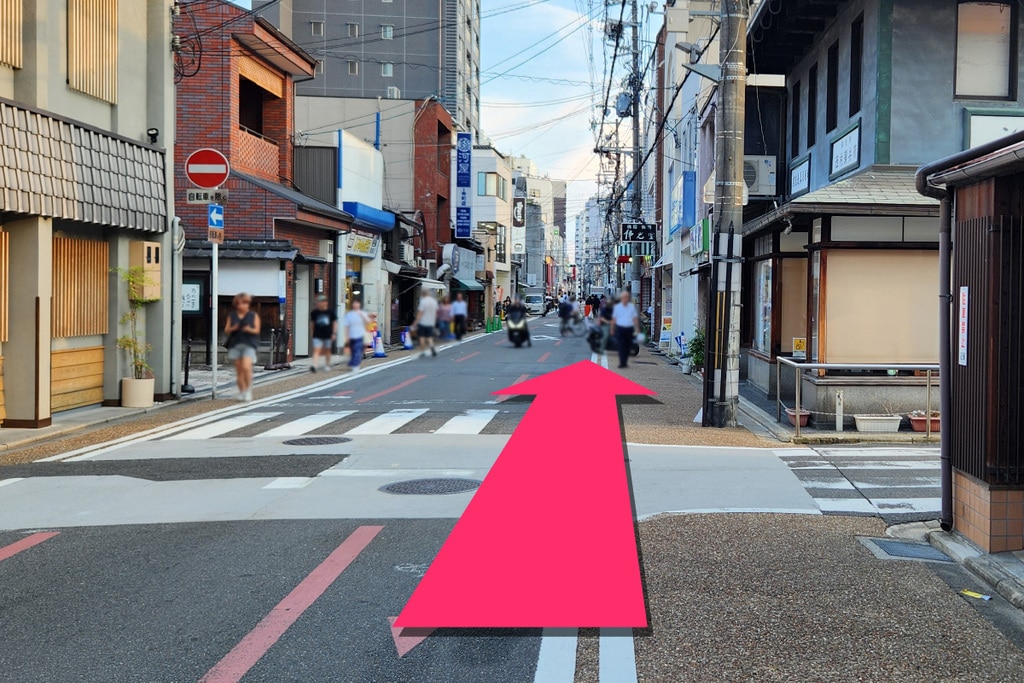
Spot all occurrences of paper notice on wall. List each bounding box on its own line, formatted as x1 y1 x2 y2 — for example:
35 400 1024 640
958 287 969 366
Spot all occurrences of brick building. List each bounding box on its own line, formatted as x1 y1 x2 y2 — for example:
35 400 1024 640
174 0 359 363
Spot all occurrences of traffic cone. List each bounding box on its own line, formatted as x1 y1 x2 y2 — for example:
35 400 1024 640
373 330 387 358
403 327 415 350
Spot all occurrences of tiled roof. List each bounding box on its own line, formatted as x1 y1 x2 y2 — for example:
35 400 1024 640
792 166 939 207
0 99 166 232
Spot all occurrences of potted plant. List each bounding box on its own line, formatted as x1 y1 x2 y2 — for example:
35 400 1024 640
687 327 706 376
116 266 157 408
854 400 903 433
908 410 940 433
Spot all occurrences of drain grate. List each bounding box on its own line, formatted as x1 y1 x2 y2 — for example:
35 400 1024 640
380 478 482 496
282 436 352 446
859 537 953 563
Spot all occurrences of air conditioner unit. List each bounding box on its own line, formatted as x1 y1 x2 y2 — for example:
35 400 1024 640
400 243 415 263
386 86 401 99
743 156 777 196
319 239 334 260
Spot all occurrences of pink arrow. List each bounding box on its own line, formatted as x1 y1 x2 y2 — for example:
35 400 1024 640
387 617 434 657
394 361 656 629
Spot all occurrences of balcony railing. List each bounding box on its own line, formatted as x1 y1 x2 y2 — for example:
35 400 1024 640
234 126 279 178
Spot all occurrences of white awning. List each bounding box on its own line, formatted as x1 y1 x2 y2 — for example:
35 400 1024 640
651 255 667 268
415 277 447 290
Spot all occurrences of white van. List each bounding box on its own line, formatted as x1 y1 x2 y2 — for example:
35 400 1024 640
523 294 544 315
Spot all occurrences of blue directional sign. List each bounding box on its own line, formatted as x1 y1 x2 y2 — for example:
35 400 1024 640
208 203 224 229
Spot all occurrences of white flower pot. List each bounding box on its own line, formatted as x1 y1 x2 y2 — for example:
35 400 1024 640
854 415 902 433
121 377 155 408
679 358 692 374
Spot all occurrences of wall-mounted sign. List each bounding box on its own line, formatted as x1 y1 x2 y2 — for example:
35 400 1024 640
966 111 1024 148
958 286 969 366
790 157 810 196
513 242 525 253
182 282 202 313
793 337 807 360
456 206 472 239
830 124 860 177
347 229 380 259
456 132 472 189
619 222 656 242
512 197 525 227
689 217 710 255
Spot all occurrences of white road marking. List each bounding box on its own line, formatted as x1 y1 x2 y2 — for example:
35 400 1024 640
164 413 281 440
870 497 941 512
600 353 609 369
815 498 880 514
318 469 477 478
599 629 638 683
255 412 355 438
797 478 858 490
345 409 428 435
434 410 499 435
533 628 578 683
0 478 25 489
262 477 314 490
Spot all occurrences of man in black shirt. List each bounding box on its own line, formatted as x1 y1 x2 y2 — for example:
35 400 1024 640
309 295 338 372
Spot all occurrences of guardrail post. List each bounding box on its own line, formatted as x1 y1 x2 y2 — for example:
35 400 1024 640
836 390 844 432
794 364 802 438
926 369 933 438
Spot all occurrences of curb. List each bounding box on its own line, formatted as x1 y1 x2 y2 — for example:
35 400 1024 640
928 530 1024 610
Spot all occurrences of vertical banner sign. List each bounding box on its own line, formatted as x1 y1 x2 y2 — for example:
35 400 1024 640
958 286 969 366
512 197 526 227
456 133 473 239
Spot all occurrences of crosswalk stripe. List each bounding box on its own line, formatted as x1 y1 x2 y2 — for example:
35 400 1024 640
165 413 281 440
599 629 638 683
434 410 499 435
345 409 429 435
256 412 356 438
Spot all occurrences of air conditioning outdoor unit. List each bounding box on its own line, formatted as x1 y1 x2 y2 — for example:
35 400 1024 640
400 243 415 263
386 86 401 99
743 155 777 196
319 239 334 260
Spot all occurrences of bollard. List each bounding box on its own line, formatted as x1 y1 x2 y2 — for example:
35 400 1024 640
182 336 195 394
835 390 844 432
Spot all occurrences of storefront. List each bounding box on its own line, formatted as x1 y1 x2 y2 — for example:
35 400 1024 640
446 244 486 327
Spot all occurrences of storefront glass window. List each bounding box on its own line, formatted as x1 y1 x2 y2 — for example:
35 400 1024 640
753 259 772 354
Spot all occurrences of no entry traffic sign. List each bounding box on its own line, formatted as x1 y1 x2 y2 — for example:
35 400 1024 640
185 148 230 189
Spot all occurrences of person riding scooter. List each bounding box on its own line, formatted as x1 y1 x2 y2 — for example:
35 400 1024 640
506 296 531 347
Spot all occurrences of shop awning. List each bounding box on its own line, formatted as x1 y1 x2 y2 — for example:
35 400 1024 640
342 202 396 233
651 255 667 268
235 171 352 227
414 277 447 290
452 277 484 291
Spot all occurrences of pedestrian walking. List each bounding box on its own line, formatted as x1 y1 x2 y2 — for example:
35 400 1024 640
309 295 338 373
343 300 371 373
612 290 640 369
438 296 454 339
451 292 468 340
414 288 439 357
598 295 615 356
223 292 260 401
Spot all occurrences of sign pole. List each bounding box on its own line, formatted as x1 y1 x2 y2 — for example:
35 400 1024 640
211 241 219 400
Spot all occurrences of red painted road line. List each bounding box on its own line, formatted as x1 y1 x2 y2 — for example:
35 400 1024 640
200 526 383 683
333 390 354 397
454 352 481 363
0 532 59 563
554 340 563 347
537 353 551 363
494 338 506 346
495 374 530 403
355 375 427 404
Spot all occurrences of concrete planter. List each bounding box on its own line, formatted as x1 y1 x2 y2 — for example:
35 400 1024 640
854 415 902 433
121 377 155 408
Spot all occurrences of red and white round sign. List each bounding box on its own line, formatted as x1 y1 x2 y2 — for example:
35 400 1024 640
185 148 230 189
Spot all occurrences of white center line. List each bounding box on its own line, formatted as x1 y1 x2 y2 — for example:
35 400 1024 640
533 628 578 683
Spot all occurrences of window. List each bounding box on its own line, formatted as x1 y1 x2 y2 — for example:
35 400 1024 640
956 1 1016 98
850 15 864 116
238 77 265 134
826 41 839 132
67 0 118 103
381 24 394 39
753 259 772 354
382 62 394 77
347 23 359 38
315 60 324 75
807 65 818 146
311 21 324 36
791 80 801 157
348 61 358 75
476 172 507 198
0 0 23 68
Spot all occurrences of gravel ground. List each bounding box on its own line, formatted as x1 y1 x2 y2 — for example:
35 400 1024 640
632 513 1024 682
619 349 777 448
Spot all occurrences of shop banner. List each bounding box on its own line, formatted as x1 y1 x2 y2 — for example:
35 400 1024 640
348 229 381 259
456 132 472 189
512 197 526 227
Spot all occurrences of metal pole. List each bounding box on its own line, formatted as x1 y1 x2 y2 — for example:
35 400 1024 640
776 358 781 422
926 369 933 439
794 363 801 438
629 0 643 301
938 195 953 530
211 241 219 400
715 0 748 427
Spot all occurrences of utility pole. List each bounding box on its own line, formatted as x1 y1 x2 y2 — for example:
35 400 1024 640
629 0 644 301
711 0 747 427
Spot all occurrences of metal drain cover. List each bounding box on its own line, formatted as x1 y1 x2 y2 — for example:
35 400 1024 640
282 436 352 446
859 537 952 563
380 478 482 495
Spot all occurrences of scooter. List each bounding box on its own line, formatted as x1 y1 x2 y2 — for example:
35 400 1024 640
587 324 640 357
506 308 531 348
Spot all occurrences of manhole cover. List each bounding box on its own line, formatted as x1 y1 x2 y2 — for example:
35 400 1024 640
859 537 952 563
282 436 352 446
380 478 482 495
